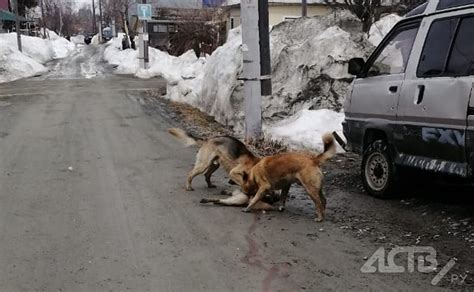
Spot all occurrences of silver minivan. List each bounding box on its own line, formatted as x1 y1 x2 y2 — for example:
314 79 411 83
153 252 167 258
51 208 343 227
343 0 474 197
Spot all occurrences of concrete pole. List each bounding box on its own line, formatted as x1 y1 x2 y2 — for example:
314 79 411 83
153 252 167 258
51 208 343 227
302 0 307 17
14 0 22 51
142 0 149 69
139 25 144 68
241 0 262 141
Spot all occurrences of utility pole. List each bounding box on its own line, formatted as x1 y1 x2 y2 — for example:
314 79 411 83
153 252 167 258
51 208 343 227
138 0 150 69
40 0 46 38
14 0 22 51
240 0 272 141
92 0 96 34
302 0 307 17
142 0 149 68
98 0 103 42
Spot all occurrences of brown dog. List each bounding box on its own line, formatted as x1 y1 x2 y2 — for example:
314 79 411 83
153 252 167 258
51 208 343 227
168 128 259 191
240 133 336 222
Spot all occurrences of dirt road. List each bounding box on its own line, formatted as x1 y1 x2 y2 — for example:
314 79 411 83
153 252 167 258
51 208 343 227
0 46 471 291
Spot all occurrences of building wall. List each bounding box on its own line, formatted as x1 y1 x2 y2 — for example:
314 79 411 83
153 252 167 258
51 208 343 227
227 4 330 30
268 5 329 24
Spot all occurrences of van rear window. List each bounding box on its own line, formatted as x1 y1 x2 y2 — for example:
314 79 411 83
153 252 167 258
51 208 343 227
418 15 474 77
417 18 458 77
437 0 474 10
446 17 474 76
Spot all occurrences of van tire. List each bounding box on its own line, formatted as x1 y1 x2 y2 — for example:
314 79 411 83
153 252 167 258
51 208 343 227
361 140 398 198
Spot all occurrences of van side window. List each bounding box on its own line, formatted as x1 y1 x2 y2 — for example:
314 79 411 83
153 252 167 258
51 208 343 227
446 17 474 76
366 25 419 77
417 18 458 77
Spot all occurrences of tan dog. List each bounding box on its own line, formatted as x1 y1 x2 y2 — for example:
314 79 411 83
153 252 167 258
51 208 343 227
240 133 336 222
168 128 259 191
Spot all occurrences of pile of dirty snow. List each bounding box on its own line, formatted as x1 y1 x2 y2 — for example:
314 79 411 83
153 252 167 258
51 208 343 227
0 33 76 83
166 10 372 137
266 109 345 152
0 45 48 83
368 14 403 46
102 11 379 150
103 36 140 75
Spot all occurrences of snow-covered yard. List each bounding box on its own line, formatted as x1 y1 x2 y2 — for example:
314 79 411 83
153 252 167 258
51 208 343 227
101 12 401 151
0 31 76 83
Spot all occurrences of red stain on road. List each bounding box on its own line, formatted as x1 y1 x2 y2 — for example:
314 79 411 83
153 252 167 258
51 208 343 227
241 213 291 292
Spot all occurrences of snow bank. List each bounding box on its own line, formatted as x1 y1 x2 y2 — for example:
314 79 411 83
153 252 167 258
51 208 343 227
369 14 403 46
268 11 372 119
266 109 345 152
103 37 140 74
0 46 48 83
103 10 374 150
0 33 76 83
103 36 207 105
195 10 372 132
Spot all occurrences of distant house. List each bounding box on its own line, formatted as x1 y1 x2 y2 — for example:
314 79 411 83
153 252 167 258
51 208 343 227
222 0 336 29
221 0 400 30
128 0 206 50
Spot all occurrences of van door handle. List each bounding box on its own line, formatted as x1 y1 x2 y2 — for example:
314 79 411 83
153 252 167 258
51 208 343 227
415 85 425 105
389 86 398 93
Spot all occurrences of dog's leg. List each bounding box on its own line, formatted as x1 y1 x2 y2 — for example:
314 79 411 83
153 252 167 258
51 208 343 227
201 190 275 211
229 167 244 187
201 190 248 205
278 185 291 212
300 175 325 222
186 150 217 191
320 188 327 210
242 185 270 213
204 162 219 188
186 165 209 191
228 179 237 185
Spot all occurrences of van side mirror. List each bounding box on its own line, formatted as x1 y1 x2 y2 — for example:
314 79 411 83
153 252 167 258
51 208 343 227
348 58 365 76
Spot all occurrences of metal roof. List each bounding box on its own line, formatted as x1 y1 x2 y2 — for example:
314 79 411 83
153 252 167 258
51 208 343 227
0 9 27 22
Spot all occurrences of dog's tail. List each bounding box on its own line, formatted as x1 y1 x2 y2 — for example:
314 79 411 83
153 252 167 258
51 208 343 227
168 128 199 147
315 133 337 165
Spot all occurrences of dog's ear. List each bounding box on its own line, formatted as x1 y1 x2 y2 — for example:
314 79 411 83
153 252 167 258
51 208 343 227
242 171 249 182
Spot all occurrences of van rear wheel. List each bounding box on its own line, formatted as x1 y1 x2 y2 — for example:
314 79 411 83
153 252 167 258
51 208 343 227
361 140 398 198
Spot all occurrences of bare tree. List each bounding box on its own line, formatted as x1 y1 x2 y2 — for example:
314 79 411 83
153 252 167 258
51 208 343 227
76 5 94 33
102 0 134 34
326 0 398 32
41 0 79 37
167 8 227 56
